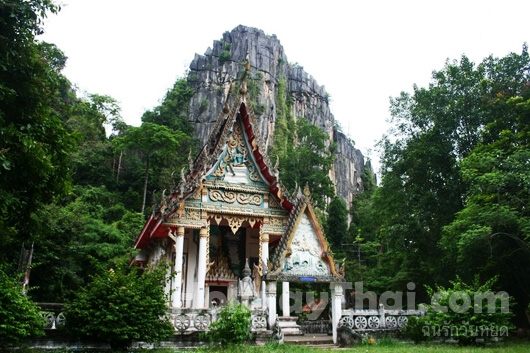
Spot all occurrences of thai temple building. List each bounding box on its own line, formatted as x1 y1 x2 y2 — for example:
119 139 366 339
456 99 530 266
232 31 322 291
133 62 346 342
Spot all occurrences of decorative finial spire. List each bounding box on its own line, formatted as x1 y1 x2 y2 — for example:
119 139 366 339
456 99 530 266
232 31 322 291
303 183 311 197
296 182 303 198
242 258 251 278
179 167 186 198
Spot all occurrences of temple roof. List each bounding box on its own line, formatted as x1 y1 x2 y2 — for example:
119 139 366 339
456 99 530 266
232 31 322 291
267 185 344 282
134 65 293 249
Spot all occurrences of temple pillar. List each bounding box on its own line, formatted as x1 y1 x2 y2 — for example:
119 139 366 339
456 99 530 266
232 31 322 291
195 226 208 309
172 226 185 308
266 281 277 328
331 282 344 344
282 282 290 316
260 233 269 309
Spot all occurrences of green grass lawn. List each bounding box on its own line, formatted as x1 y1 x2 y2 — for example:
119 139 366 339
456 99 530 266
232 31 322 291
186 341 530 353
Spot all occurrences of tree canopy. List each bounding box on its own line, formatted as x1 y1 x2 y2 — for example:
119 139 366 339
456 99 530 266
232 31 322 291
351 46 530 325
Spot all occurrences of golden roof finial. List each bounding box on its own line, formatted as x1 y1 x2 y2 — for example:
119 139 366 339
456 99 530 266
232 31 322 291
303 183 311 197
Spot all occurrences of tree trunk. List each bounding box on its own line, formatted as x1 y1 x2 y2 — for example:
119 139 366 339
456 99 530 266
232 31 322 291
141 157 150 214
116 150 123 182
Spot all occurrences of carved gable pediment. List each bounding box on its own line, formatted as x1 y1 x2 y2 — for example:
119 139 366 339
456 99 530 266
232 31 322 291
283 213 331 277
269 196 343 282
205 119 265 187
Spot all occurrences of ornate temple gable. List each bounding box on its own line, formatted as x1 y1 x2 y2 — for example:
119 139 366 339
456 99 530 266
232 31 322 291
268 189 343 282
205 118 268 187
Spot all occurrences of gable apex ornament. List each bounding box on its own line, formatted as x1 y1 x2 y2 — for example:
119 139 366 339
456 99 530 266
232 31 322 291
303 183 311 198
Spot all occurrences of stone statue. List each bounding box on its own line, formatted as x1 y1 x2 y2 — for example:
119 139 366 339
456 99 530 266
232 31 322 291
238 258 255 306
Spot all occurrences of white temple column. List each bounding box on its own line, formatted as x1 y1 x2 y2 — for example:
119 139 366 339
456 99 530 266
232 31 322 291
195 226 208 309
172 226 185 308
282 282 290 317
260 233 269 309
331 282 344 344
266 281 277 328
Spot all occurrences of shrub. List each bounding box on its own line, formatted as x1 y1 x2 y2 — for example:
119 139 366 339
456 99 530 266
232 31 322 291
402 316 427 343
0 268 44 346
198 98 209 114
65 265 173 350
205 302 251 345
219 50 231 65
404 277 513 344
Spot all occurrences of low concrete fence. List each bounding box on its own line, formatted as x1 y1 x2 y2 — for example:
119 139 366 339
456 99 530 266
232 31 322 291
38 303 65 330
339 304 424 331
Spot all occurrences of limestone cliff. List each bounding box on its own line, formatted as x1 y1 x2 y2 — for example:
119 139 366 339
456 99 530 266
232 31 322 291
186 25 367 205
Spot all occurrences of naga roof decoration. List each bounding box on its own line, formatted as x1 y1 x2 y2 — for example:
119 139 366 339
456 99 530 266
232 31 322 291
268 185 344 282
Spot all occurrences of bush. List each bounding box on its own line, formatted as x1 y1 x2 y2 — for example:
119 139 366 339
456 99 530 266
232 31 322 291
205 302 251 345
219 50 231 65
404 277 513 344
402 316 427 343
0 268 44 346
65 265 173 350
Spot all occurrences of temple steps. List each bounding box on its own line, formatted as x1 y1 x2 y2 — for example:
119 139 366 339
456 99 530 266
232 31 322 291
277 316 303 336
278 317 335 347
283 333 334 346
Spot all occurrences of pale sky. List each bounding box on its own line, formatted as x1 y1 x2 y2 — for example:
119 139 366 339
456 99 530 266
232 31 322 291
41 0 530 173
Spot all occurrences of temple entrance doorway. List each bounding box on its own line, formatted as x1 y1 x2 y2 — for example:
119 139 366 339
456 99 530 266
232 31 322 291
205 218 262 307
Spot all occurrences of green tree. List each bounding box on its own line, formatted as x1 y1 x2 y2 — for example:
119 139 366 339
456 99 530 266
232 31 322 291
68 94 123 187
142 78 194 134
205 302 251 346
273 119 334 207
404 277 513 344
114 122 191 214
271 76 334 207
441 93 530 325
0 0 75 266
355 46 530 303
0 268 44 346
30 186 144 302
325 197 349 253
65 265 173 350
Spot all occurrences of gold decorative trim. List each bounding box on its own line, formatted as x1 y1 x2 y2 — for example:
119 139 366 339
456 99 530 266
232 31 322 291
208 214 262 234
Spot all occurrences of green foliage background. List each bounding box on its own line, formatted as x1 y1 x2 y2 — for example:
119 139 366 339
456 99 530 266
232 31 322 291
65 265 174 349
404 277 514 344
350 46 530 326
204 302 251 345
0 268 44 345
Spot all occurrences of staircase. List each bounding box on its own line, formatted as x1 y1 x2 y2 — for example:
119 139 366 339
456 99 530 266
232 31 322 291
277 316 303 336
278 316 335 348
283 334 334 347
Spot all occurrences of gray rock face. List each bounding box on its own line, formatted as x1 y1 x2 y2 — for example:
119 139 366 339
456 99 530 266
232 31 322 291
187 25 368 205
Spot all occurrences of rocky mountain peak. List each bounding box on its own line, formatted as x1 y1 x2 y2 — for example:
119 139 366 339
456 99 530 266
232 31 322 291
187 25 367 206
